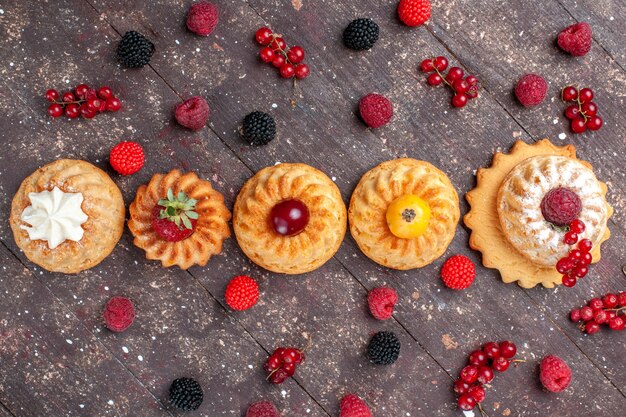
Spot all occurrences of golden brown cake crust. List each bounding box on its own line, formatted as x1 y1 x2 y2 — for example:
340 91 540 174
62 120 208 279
9 159 125 274
349 158 460 270
233 163 347 274
128 170 231 269
464 139 613 288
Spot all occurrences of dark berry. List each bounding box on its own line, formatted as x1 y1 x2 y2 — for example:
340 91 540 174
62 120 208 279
169 377 203 411
117 31 155 68
343 18 379 51
241 111 276 146
367 331 401 365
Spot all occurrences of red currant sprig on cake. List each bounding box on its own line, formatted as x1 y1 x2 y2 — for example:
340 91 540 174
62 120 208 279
555 219 593 287
454 341 522 415
570 292 626 334
264 346 305 384
562 85 603 133
45 84 121 119
420 56 480 108
255 27 310 80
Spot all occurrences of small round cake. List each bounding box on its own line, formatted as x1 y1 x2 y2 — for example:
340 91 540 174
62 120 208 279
233 163 346 274
349 159 459 270
497 155 609 267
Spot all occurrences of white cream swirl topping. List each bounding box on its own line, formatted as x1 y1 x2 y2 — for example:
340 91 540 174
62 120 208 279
20 187 88 249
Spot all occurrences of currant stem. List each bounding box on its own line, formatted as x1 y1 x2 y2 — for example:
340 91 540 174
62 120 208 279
477 403 487 417
51 99 86 106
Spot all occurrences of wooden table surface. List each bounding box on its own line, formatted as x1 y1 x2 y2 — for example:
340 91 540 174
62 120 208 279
0 0 625 416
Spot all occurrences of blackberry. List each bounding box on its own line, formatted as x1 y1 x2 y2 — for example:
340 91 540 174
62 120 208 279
241 111 276 146
343 18 379 51
169 377 203 411
117 31 155 68
367 331 400 365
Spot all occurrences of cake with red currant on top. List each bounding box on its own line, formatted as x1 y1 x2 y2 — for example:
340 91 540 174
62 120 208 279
128 170 231 269
233 163 346 274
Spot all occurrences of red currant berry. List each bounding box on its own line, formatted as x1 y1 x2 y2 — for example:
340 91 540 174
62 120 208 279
578 238 593 253
556 258 574 274
569 219 585 234
578 88 594 103
617 292 626 307
98 99 107 112
451 93 468 108
602 294 618 309
572 265 588 278
609 317 625 331
48 103 64 117
499 341 517 359
562 86 578 101
458 394 476 411
571 118 587 134
106 97 122 112
564 104 580 120
64 103 80 118
427 73 443 86
593 310 608 324
270 199 309 236
482 342 500 359
45 89 60 102
568 249 583 262
260 47 275 63
75 84 90 99
562 274 577 287
446 67 464 83
586 115 603 131
434 56 448 71
460 365 479 383
295 63 310 79
578 252 592 267
255 27 273 46
62 92 76 102
287 46 305 64
563 231 578 245
468 350 488 367
607 311 617 321
476 366 494 384
570 309 581 322
420 58 435 72
468 385 485 403
453 79 470 94
492 356 510 372
585 320 600 334
270 37 286 51
87 98 102 112
465 75 478 86
580 306 594 321
80 103 96 119
454 379 470 394
271 54 286 68
280 63 295 78
589 298 604 311
97 86 113 100
466 85 479 99
580 101 597 116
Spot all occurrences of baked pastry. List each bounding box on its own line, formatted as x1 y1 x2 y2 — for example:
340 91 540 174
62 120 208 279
465 139 613 288
349 159 460 270
233 163 346 274
128 170 231 269
9 159 125 273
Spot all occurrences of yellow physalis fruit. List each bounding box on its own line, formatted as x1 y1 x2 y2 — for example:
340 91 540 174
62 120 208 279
386 194 431 239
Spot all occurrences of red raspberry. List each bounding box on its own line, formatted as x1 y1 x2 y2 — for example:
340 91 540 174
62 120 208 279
246 401 279 417
186 1 219 36
367 287 398 320
514 74 548 107
358 93 393 128
109 141 145 175
174 96 210 130
397 0 431 27
225 276 259 311
102 296 135 332
339 394 372 417
440 255 476 290
557 22 592 57
540 187 582 226
539 355 572 393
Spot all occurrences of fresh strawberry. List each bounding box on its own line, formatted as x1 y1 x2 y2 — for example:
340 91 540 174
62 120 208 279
151 189 198 242
397 0 431 27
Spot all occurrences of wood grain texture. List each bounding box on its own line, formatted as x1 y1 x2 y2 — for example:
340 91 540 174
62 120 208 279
0 0 624 416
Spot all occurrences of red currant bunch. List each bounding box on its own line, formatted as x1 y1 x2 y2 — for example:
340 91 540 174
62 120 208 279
255 27 309 80
264 346 305 384
570 292 626 334
455 341 521 414
420 56 479 108
555 219 593 287
562 85 603 133
45 84 121 119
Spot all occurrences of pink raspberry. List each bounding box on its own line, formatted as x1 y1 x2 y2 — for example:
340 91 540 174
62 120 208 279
367 287 398 320
102 296 135 333
540 355 572 393
340 394 372 417
174 96 210 130
246 401 279 417
359 93 393 128
557 22 592 57
514 74 548 107
186 1 219 36
540 187 582 226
